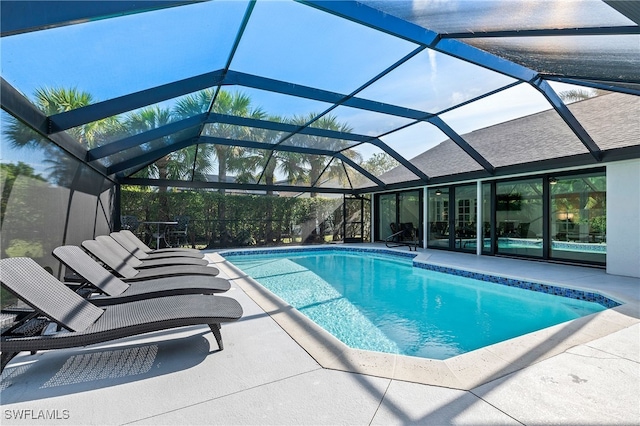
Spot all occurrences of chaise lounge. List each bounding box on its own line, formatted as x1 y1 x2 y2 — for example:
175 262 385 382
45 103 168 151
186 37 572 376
111 231 205 260
95 235 209 267
0 257 243 373
120 229 203 256
81 239 221 281
53 245 230 305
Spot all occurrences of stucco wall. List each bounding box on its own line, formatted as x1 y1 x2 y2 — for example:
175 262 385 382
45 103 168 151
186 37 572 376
607 160 640 278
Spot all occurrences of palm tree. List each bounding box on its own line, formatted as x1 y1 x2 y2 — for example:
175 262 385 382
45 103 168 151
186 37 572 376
286 113 361 196
282 113 360 241
231 115 306 193
123 106 175 219
230 117 305 244
4 87 121 186
174 89 267 245
558 88 607 104
172 89 217 181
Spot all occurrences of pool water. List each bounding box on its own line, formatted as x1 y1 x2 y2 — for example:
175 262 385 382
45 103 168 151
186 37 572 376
225 250 607 360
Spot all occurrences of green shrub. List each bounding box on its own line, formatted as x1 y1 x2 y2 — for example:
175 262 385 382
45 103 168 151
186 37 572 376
120 189 351 247
5 239 44 257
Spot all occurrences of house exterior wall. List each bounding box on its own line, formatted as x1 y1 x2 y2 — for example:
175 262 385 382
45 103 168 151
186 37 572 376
606 159 640 278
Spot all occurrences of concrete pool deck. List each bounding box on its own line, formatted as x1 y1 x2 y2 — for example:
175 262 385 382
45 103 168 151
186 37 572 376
1 245 638 424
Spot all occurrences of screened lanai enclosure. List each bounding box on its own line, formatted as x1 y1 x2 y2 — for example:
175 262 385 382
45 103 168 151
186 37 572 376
1 1 639 282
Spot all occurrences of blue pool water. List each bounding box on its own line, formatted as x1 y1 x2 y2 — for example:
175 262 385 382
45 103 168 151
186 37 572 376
224 249 609 360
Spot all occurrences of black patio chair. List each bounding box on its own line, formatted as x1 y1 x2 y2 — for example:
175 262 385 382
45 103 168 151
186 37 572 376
166 215 191 248
385 222 419 251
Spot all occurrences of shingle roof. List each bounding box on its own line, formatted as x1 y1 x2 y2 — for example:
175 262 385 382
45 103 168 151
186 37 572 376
381 92 639 184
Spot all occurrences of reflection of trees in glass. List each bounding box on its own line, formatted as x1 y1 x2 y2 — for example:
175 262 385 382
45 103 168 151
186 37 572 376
0 162 46 224
3 87 121 187
0 164 51 259
559 88 607 104
551 175 606 239
496 180 543 238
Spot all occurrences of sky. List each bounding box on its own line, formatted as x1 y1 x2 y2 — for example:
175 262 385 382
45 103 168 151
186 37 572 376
0 0 587 178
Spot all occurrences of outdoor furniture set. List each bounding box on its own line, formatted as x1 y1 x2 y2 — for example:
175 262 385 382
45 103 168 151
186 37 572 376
0 230 242 373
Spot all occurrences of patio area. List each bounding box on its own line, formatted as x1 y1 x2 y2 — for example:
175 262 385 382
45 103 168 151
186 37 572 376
1 247 638 425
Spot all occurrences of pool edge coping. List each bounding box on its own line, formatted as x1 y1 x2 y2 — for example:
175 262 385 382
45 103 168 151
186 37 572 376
207 249 640 390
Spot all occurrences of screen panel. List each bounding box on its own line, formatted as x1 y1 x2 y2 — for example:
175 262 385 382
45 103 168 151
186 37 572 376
361 0 634 34
1 1 247 106
230 0 418 94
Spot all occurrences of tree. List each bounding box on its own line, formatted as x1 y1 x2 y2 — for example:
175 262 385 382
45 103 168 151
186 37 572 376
172 89 217 181
5 87 121 150
174 89 266 245
360 152 398 177
283 113 361 241
124 106 177 219
0 162 46 224
286 113 360 197
558 88 607 104
4 87 123 187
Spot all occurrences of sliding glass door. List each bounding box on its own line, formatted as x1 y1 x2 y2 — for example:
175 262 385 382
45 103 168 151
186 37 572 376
427 184 477 252
550 172 606 263
495 179 543 257
387 169 605 266
376 190 422 244
378 194 396 241
427 188 449 248
454 185 478 252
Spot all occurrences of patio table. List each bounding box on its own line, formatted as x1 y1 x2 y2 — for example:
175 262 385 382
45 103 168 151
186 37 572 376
142 221 178 249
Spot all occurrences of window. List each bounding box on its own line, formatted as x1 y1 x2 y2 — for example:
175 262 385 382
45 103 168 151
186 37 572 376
550 172 606 264
495 179 543 257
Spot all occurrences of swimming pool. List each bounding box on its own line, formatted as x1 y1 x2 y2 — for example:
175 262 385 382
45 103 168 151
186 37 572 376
223 248 618 360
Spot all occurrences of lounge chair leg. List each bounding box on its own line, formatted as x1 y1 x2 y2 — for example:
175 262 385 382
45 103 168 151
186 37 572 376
209 323 223 351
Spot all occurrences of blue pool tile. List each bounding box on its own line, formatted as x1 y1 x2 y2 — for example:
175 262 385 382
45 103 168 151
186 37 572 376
220 246 620 309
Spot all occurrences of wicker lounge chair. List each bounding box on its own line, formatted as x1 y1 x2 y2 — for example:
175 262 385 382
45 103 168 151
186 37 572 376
95 235 209 267
0 257 243 373
53 246 230 305
120 229 203 256
81 240 220 281
111 231 204 260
